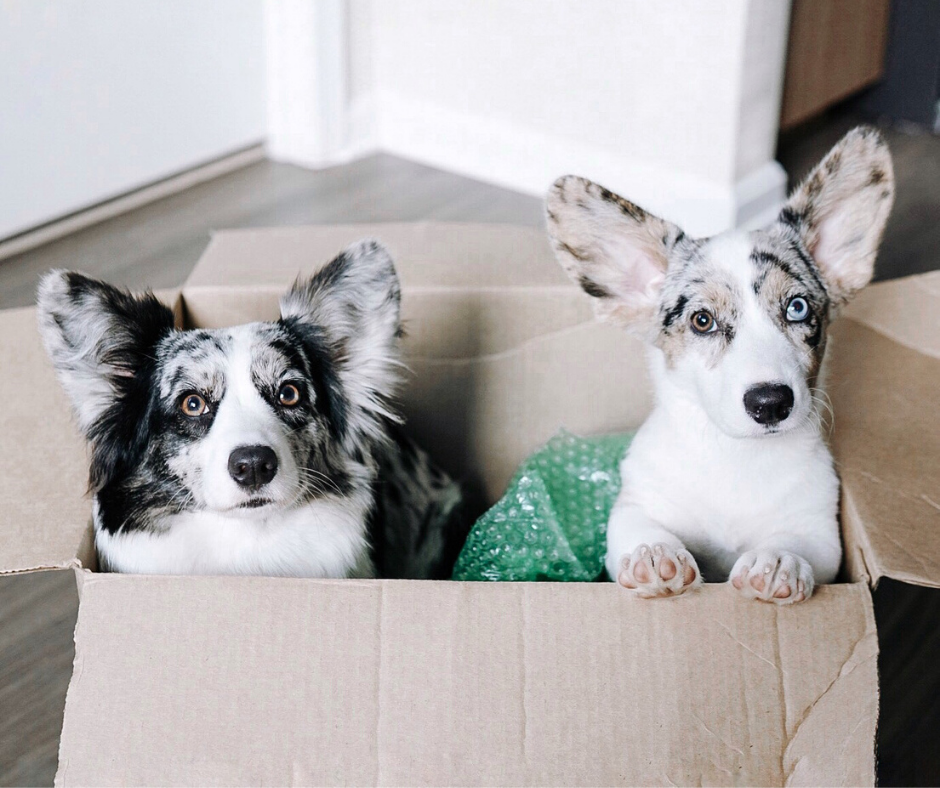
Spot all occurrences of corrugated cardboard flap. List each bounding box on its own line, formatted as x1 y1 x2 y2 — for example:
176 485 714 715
830 272 940 588
0 306 94 573
0 290 183 574
181 224 580 339
187 224 572 290
57 575 877 787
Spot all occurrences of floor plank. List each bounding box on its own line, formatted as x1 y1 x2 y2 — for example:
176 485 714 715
0 571 77 787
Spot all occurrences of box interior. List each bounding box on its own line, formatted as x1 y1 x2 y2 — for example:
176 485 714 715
830 276 940 588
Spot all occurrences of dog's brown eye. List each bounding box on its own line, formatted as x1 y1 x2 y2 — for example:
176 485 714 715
691 311 717 334
180 393 207 417
278 383 301 407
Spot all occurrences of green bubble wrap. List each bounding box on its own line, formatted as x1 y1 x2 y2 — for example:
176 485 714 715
452 429 633 582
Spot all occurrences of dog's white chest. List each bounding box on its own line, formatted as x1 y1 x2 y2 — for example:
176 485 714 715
94 496 374 578
622 410 840 576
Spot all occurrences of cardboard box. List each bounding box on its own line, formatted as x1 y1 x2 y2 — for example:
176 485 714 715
0 224 937 786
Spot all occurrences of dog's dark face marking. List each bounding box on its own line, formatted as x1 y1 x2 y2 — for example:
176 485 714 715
88 321 359 535
655 249 743 369
652 227 832 378
144 321 359 525
545 126 895 437
748 245 828 376
37 240 404 535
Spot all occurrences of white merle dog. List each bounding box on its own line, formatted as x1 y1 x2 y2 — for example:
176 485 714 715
37 240 467 578
546 127 894 604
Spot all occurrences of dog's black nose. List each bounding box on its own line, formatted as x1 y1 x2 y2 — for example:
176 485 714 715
228 445 278 488
744 384 794 426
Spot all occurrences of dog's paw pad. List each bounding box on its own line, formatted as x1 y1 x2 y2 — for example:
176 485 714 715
730 550 814 605
659 556 677 580
617 543 701 598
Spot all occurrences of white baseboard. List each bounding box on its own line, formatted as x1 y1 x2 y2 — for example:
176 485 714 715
3 87 787 262
372 91 787 236
0 144 265 262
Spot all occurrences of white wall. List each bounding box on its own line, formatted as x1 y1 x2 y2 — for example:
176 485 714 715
342 0 791 236
0 0 265 239
264 0 349 168
1 1 792 240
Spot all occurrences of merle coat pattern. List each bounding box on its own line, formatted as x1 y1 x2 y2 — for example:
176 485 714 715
37 240 467 579
546 127 894 604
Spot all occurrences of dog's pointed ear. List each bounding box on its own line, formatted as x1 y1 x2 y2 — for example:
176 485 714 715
36 270 175 436
280 239 403 439
779 126 894 308
545 176 682 332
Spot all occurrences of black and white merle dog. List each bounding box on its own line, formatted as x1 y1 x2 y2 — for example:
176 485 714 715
547 127 894 604
37 240 467 578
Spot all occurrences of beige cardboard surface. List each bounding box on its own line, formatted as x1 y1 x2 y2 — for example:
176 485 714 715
828 316 940 588
183 224 583 343
187 224 573 290
0 291 182 574
56 574 876 787
830 271 940 587
842 270 940 360
0 306 92 573
403 317 649 501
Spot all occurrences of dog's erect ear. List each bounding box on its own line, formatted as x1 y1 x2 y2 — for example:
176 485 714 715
36 270 175 436
545 176 683 332
779 126 894 308
280 239 403 441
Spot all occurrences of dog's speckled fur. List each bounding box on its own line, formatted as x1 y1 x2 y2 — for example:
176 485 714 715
546 127 894 604
37 240 468 578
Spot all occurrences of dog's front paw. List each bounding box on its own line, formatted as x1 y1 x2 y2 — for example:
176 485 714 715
617 543 702 598
729 550 814 604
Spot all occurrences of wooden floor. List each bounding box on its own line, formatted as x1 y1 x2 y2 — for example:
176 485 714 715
0 571 76 787
0 153 544 311
1 111 938 786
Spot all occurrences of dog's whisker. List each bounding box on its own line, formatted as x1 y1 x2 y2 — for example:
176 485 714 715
809 387 835 435
299 467 344 497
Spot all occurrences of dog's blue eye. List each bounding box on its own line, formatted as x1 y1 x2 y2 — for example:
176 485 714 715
786 297 811 322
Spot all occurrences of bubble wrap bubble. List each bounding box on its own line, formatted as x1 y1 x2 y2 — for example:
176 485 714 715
452 429 633 582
